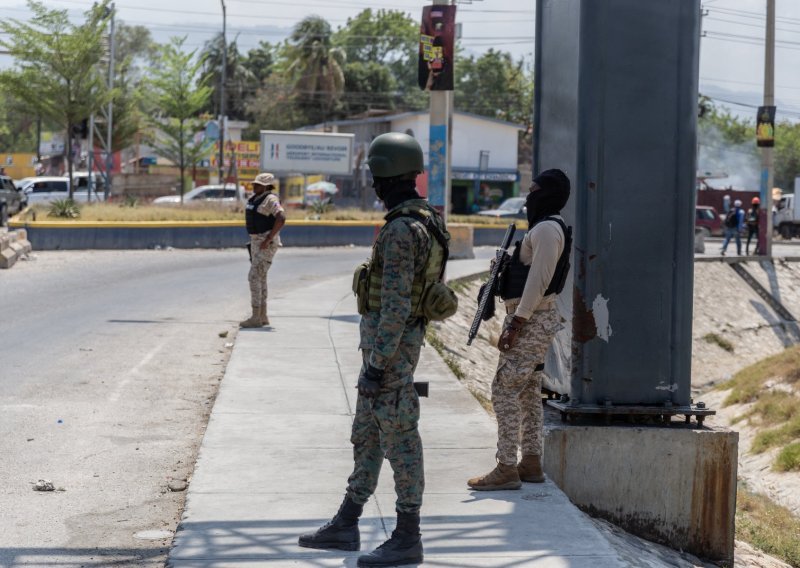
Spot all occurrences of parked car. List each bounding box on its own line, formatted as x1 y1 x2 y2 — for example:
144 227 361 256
0 175 26 225
20 175 106 205
152 184 246 206
476 197 527 219
696 205 722 237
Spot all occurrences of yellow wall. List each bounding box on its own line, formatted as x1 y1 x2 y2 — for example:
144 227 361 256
1 153 38 179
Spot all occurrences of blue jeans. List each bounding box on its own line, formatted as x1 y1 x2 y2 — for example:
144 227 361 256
721 227 741 255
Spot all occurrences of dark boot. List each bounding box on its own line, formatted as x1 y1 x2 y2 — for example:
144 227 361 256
298 496 363 551
357 511 423 567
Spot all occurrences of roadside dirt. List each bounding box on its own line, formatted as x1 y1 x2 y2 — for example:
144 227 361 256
430 258 800 568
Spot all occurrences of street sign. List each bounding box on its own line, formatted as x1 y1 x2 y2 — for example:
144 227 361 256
259 131 354 176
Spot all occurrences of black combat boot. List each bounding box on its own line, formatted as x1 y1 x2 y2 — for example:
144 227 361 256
357 511 423 567
298 496 363 551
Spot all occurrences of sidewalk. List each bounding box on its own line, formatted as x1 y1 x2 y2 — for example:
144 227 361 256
167 258 625 567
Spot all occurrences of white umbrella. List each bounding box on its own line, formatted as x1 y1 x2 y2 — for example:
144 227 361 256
305 180 339 194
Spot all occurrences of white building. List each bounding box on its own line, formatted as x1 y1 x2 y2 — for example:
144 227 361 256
301 110 525 213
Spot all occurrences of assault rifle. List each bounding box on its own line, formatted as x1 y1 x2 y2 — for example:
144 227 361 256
467 224 517 345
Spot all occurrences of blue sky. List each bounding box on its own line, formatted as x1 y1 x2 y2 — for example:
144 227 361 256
2 0 800 121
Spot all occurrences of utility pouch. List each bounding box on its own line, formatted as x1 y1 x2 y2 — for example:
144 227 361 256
421 281 458 321
352 261 371 315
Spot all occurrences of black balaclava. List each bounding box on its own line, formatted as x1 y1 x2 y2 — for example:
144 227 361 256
527 168 571 226
373 176 420 210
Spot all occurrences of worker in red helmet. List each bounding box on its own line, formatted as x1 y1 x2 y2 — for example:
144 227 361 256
746 197 761 255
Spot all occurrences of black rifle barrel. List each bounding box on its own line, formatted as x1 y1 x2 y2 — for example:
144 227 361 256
467 223 516 345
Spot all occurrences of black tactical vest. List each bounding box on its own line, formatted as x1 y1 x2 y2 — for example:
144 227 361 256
245 192 276 235
498 216 572 300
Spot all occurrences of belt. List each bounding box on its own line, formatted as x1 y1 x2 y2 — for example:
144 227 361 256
504 299 555 315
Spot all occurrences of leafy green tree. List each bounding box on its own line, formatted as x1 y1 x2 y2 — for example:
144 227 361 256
200 34 256 121
285 16 345 124
103 23 159 155
340 61 396 116
244 73 309 133
774 121 800 191
148 37 212 202
244 40 276 86
333 9 424 112
0 93 39 153
455 49 534 165
0 0 113 197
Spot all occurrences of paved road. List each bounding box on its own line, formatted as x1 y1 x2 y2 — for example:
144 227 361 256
0 247 372 567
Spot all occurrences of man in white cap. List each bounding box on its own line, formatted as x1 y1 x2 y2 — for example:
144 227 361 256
241 172 285 327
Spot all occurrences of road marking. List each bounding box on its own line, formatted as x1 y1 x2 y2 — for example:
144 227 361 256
109 340 168 402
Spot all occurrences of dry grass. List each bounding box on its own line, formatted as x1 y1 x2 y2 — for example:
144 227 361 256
736 483 800 565
703 332 735 353
21 203 517 226
720 345 800 405
719 345 800 471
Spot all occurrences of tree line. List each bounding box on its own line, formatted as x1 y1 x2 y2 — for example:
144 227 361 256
699 96 800 192
0 0 534 197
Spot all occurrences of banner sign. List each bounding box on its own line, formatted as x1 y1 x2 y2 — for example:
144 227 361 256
756 105 776 148
210 140 261 179
259 130 354 175
428 124 447 209
418 4 456 91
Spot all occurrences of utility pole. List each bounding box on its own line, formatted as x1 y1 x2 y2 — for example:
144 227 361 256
427 0 454 224
762 0 775 256
105 2 115 199
218 0 227 185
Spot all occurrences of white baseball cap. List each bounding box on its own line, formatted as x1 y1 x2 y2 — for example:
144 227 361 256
734 199 742 207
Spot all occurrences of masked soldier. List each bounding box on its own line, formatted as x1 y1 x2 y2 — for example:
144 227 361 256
298 133 453 567
240 172 285 328
468 169 571 491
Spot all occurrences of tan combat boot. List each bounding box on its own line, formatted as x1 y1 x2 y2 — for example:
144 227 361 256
467 462 521 491
239 306 263 328
518 454 545 483
259 303 269 326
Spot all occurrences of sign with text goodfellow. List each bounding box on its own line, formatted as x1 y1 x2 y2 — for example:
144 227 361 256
259 130 355 175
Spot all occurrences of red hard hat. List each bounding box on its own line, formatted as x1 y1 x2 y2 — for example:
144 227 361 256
752 197 761 205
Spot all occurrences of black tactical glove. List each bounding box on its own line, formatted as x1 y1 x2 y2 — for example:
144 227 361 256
357 365 384 398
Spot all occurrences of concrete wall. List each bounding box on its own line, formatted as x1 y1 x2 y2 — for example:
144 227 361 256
544 425 738 564
14 221 486 252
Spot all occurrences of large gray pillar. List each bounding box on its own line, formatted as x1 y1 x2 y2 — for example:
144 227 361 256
535 0 700 408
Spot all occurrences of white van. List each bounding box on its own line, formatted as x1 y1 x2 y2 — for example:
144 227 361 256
20 174 106 205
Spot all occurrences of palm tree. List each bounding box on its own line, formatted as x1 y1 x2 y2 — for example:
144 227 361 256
286 16 345 124
200 34 256 121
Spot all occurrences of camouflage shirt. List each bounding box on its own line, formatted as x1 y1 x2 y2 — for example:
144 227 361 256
359 199 441 382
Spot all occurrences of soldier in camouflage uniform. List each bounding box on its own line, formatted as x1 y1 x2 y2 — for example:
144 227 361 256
468 169 571 491
240 172 285 328
299 133 449 567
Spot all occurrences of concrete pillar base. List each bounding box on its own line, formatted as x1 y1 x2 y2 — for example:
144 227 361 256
544 424 737 564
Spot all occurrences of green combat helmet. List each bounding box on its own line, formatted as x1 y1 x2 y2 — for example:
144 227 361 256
367 132 424 178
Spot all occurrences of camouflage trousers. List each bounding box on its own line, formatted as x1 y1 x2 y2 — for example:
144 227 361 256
247 235 278 308
492 307 561 465
346 352 424 514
